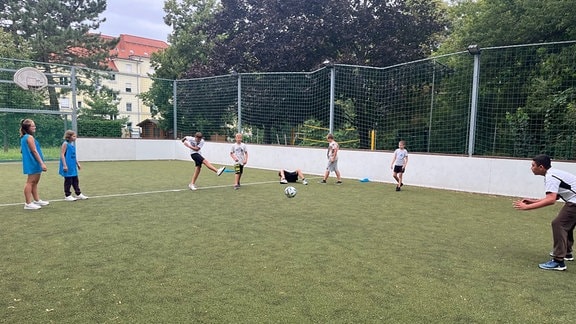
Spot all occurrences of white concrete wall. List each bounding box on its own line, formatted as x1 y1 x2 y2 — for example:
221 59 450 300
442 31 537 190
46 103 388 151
76 138 576 199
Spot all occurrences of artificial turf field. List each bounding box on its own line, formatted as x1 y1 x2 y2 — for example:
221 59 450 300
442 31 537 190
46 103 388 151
1 160 575 323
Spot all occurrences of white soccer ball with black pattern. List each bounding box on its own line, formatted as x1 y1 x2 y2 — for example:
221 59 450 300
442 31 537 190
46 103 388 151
284 186 297 198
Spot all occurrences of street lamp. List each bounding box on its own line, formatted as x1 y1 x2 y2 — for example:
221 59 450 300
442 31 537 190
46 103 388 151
467 44 481 55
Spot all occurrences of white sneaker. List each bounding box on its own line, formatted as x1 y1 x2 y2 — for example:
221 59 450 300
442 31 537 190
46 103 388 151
217 167 225 176
280 178 288 184
302 179 308 185
34 200 50 206
76 193 88 200
24 202 41 210
64 196 77 202
188 184 198 191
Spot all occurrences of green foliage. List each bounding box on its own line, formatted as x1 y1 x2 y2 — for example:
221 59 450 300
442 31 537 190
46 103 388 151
296 119 359 149
439 0 576 53
204 0 448 73
504 108 531 157
0 114 70 150
143 0 221 132
81 88 121 120
78 119 124 138
1 114 124 150
0 0 118 110
148 0 448 141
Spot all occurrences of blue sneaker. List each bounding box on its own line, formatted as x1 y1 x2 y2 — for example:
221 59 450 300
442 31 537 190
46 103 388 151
538 259 566 271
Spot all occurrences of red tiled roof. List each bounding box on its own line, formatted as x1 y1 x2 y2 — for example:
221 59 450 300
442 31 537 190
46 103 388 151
111 34 169 59
101 34 169 71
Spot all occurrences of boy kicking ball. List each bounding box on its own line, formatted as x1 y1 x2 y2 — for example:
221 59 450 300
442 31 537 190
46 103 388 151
183 132 225 191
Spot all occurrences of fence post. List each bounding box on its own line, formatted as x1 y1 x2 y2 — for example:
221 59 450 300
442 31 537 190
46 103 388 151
173 80 177 139
71 66 78 132
328 64 335 134
428 61 437 153
236 72 242 133
467 45 481 157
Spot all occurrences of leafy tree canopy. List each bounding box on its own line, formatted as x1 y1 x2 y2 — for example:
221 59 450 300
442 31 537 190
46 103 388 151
0 0 116 67
438 0 576 53
197 0 449 75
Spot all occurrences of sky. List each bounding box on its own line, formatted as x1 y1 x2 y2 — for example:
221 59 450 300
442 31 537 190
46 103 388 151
95 0 172 42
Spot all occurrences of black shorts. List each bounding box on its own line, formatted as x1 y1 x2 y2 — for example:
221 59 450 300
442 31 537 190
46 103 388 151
191 153 205 167
393 165 405 173
284 171 298 183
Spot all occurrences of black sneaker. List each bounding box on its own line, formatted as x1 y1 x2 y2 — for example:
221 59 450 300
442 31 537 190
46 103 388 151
549 251 574 261
319 180 327 184
336 181 342 185
395 187 401 191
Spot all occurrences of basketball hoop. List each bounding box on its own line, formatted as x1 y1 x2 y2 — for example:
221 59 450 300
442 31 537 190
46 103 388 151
13 67 48 91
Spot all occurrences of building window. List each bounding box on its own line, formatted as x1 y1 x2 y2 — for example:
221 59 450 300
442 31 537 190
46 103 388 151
125 83 132 93
77 101 82 108
60 98 70 109
59 77 69 86
126 102 132 112
125 64 132 73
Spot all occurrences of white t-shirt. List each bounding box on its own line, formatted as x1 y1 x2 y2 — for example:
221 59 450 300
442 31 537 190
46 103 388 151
231 142 248 165
545 168 576 203
393 148 408 166
327 141 339 160
185 136 204 155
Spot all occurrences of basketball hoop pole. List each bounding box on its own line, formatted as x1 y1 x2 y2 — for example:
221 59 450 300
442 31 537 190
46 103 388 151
71 66 78 132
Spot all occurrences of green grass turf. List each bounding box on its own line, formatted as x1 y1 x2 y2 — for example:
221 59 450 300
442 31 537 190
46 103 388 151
1 160 576 323
0 146 61 162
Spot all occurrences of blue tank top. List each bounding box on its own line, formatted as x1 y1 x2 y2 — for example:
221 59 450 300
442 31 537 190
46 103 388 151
59 141 78 177
21 134 44 175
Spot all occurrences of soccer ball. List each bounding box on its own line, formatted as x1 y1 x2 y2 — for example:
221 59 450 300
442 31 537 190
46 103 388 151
284 186 297 198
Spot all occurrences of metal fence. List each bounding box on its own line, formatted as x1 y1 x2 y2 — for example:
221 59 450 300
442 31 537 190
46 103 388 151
2 40 576 160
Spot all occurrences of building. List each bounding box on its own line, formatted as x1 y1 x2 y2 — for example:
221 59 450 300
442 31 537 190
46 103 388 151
102 34 169 137
59 34 169 137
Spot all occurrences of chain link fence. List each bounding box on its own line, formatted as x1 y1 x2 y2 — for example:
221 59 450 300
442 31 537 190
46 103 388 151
2 40 576 160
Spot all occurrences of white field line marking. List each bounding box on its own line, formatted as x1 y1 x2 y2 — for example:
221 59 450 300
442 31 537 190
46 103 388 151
0 178 320 208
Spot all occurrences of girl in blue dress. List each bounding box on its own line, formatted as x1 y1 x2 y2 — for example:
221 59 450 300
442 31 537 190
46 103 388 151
20 119 48 210
59 130 88 201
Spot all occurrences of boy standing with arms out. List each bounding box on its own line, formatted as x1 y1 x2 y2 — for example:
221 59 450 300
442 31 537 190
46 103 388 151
230 133 248 190
320 133 342 184
183 132 226 191
391 140 408 191
514 154 576 271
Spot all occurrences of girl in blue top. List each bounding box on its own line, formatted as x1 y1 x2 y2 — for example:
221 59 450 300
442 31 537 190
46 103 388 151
20 119 49 210
59 130 88 201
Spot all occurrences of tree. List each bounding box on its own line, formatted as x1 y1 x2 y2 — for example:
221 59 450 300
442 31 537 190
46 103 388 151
166 0 448 146
0 0 117 110
148 0 446 146
439 0 576 52
80 88 120 120
436 0 576 158
141 0 221 135
0 29 46 151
